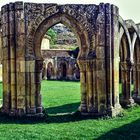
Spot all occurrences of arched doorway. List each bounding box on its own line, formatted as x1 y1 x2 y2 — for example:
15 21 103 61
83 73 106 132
46 62 54 80
131 32 140 103
33 13 88 115
59 62 67 79
1 2 123 117
119 18 134 107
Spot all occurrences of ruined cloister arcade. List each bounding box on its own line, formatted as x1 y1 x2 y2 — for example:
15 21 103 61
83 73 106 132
0 2 140 117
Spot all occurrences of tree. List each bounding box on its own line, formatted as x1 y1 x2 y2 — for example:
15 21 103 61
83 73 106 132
46 28 57 47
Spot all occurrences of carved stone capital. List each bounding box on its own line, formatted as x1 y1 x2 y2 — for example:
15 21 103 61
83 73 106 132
135 63 140 71
77 59 86 72
120 60 133 71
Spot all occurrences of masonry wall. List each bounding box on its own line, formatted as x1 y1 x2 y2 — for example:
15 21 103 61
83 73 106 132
0 2 123 117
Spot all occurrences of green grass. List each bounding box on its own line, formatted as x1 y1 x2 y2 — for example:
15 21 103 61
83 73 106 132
0 81 139 139
41 80 80 114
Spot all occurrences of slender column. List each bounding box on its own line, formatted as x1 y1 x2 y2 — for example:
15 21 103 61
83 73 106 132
137 63 140 98
133 64 138 97
111 4 122 115
133 63 140 103
35 59 43 114
105 4 113 111
53 58 57 79
9 3 17 115
77 60 87 113
120 61 134 106
86 60 93 112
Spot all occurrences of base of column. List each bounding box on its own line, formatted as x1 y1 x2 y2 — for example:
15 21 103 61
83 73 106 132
0 106 44 118
78 103 87 113
120 98 135 108
26 113 44 117
9 109 17 116
78 104 122 117
133 95 140 104
0 106 9 113
107 104 122 117
26 106 44 117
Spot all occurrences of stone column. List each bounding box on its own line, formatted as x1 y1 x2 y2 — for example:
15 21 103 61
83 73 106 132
77 60 87 113
95 3 107 115
133 63 140 103
120 61 134 107
133 64 138 97
86 60 94 112
9 3 17 115
110 4 122 115
67 63 73 80
1 4 11 114
105 4 113 112
35 59 43 114
53 57 57 79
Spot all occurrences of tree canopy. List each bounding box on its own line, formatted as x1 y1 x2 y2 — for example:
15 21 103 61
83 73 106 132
46 28 57 46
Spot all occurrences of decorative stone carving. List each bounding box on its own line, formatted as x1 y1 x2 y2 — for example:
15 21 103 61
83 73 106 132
1 1 139 118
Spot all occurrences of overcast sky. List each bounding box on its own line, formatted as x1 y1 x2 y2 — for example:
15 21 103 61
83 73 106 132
0 0 140 23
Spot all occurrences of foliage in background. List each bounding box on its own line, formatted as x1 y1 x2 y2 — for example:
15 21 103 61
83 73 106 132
46 28 57 47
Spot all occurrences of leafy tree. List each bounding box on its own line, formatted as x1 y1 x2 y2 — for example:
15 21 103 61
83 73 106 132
46 28 57 47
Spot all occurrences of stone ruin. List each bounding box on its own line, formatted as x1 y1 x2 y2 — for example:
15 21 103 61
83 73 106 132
0 1 139 117
41 49 80 80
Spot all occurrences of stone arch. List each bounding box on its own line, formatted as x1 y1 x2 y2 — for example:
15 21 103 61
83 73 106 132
118 16 134 106
27 11 90 115
32 14 89 60
125 20 140 61
43 59 55 80
46 62 54 80
1 2 123 117
125 20 140 103
119 16 131 60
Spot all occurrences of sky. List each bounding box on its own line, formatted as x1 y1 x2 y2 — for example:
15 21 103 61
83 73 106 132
0 0 140 23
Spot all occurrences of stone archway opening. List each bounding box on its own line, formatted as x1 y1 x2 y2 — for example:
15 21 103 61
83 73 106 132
36 21 81 115
133 37 140 102
59 62 67 80
1 2 123 117
119 34 128 94
119 25 135 107
46 62 54 80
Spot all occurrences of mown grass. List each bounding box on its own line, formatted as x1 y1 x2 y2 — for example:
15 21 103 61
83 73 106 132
41 80 80 114
0 81 139 140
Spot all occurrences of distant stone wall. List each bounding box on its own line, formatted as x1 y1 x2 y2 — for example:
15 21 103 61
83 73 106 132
41 35 50 50
42 56 80 81
41 49 70 58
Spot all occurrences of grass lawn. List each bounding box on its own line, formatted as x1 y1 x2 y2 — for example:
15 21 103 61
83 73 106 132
0 81 139 139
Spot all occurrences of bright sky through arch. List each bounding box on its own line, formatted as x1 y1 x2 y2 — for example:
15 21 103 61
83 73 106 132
0 0 140 23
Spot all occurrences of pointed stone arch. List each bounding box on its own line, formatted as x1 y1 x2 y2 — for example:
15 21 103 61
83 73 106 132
118 16 135 106
0 2 123 117
125 20 140 103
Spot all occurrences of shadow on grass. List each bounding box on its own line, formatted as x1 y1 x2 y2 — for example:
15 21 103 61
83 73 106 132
95 119 140 140
46 102 80 114
0 102 99 124
43 79 80 82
